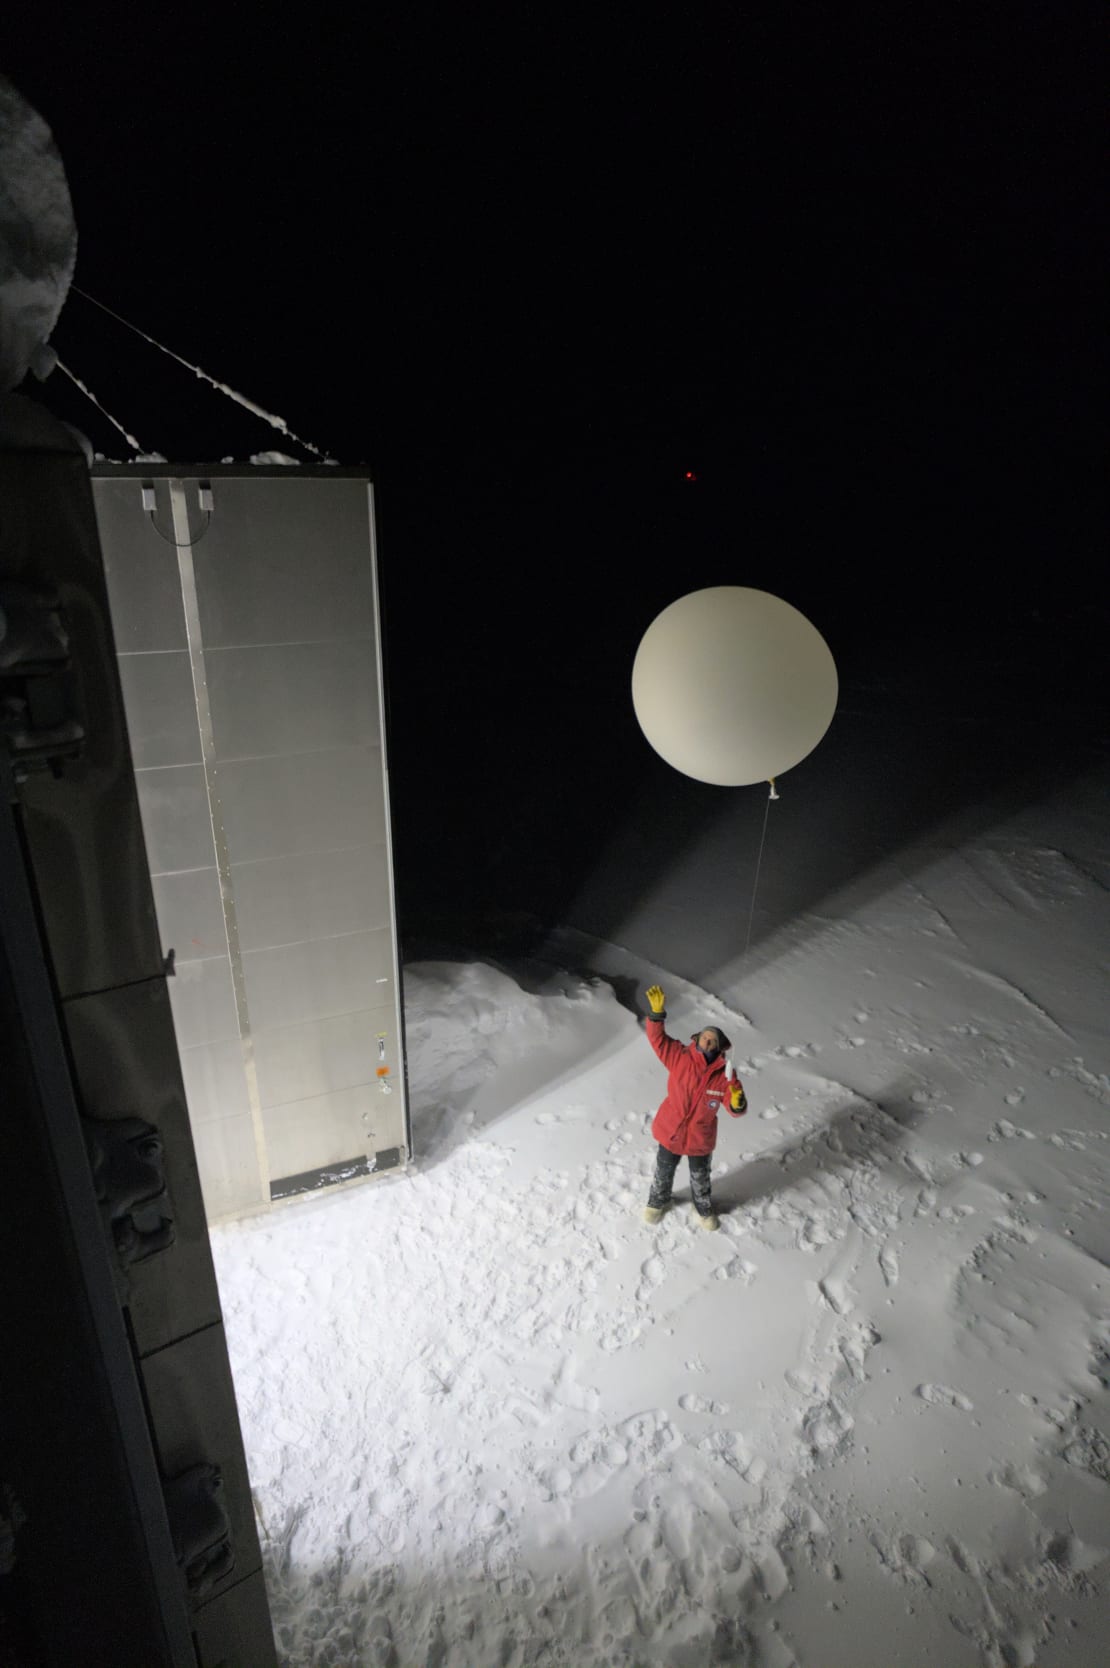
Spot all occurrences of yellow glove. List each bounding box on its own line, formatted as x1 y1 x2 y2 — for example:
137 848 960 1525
646 984 666 1015
730 1083 747 1114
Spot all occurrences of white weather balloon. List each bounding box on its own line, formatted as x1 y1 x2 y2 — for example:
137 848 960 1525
632 586 838 786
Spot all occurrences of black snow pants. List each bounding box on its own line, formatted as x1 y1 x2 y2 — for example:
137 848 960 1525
647 1143 713 1216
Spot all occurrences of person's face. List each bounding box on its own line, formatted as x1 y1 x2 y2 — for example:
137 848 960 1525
697 1029 722 1057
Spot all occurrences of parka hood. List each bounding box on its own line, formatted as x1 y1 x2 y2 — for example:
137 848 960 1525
690 1027 732 1054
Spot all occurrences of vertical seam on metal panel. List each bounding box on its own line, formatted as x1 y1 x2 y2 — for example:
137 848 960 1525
367 482 410 1163
169 479 272 1207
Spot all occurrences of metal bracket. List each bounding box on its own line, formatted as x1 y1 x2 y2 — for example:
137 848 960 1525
0 581 84 781
82 1115 176 1265
163 1464 234 1597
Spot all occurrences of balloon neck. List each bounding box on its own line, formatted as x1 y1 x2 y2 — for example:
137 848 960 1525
768 779 780 800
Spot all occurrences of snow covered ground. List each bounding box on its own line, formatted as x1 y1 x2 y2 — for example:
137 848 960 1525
210 764 1108 1668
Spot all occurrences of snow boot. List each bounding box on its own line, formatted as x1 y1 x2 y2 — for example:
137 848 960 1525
696 1209 719 1232
643 1204 668 1225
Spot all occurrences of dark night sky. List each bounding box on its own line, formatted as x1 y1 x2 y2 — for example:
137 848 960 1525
5 6 1105 958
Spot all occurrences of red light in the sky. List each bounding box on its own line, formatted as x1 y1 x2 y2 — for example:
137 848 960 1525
684 470 697 481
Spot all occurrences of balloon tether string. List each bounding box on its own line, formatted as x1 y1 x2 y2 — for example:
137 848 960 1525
741 779 777 968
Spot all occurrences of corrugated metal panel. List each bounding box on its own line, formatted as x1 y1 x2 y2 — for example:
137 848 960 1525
93 469 409 1220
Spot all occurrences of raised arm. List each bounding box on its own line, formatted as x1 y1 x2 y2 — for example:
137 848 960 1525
644 985 685 1069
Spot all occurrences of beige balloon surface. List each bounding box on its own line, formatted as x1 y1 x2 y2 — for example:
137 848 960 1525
631 586 838 786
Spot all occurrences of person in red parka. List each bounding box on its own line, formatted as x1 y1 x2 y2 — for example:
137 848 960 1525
642 983 747 1231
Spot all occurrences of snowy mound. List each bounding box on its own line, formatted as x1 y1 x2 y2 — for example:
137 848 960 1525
405 958 563 1086
401 959 619 1156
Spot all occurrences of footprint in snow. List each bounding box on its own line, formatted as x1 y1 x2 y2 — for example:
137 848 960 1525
802 1397 855 1460
839 1318 881 1380
715 1257 757 1285
598 1312 646 1352
871 1531 937 1585
634 1256 666 1302
878 1243 899 1286
817 1277 853 1315
679 1392 730 1415
697 1428 762 1479
988 1461 1047 1498
916 1382 974 1412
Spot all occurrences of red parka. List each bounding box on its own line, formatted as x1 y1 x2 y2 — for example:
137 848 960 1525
646 1014 745 1156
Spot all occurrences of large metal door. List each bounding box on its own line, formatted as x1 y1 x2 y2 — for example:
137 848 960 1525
91 466 408 1220
1 393 277 1663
